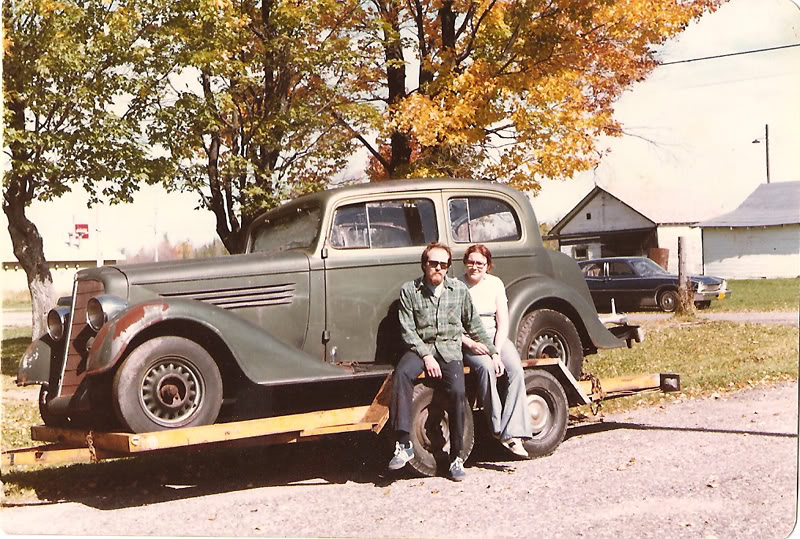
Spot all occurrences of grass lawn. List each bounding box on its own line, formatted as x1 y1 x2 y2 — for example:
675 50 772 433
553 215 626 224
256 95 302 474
704 278 800 312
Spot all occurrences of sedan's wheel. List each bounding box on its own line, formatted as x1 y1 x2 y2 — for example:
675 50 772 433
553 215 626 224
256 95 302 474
658 290 679 313
516 309 584 379
112 336 223 433
521 370 568 458
407 383 474 477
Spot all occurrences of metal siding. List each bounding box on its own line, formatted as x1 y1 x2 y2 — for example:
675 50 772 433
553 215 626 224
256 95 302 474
702 226 800 279
655 226 703 274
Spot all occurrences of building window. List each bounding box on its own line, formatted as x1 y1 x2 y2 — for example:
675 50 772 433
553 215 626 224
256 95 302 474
586 212 592 220
573 246 588 260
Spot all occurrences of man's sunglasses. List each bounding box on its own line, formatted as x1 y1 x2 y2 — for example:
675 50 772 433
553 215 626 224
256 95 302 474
426 260 450 270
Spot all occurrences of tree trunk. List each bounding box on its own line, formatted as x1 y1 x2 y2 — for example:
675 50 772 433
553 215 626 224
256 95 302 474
3 203 57 339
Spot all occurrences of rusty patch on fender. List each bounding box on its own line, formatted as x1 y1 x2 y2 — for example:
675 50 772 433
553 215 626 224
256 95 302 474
110 302 170 358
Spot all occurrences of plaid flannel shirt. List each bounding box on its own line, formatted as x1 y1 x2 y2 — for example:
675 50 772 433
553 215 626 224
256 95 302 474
398 276 498 363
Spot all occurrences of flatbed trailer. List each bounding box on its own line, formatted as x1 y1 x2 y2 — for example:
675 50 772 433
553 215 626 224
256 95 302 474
2 360 680 473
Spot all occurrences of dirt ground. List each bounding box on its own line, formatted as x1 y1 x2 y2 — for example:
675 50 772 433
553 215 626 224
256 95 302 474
2 381 797 538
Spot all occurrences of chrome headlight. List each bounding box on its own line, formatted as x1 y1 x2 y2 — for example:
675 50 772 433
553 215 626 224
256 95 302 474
47 307 71 341
86 295 128 331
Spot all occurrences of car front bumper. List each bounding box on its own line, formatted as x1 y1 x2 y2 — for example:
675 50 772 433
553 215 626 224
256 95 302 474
694 289 732 302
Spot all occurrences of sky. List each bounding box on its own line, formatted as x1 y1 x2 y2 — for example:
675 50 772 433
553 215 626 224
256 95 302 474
2 0 799 259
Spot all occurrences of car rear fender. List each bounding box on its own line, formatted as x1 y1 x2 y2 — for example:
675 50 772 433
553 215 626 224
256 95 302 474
506 277 625 351
85 298 354 385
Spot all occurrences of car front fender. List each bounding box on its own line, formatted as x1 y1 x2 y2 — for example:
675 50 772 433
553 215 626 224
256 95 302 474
17 335 61 386
85 299 356 385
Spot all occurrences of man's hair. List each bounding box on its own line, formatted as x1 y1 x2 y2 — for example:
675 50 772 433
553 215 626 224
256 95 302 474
463 244 493 272
421 242 452 266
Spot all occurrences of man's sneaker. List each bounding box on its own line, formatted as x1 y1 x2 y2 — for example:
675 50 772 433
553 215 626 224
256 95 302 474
388 441 414 470
448 457 466 481
501 437 529 458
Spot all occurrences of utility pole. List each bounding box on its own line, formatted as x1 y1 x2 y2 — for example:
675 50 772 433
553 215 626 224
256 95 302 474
752 123 770 184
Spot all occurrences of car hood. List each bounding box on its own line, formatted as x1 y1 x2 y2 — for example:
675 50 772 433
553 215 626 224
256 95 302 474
689 274 725 285
115 250 311 288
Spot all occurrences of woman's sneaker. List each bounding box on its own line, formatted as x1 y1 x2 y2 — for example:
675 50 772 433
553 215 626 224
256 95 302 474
448 457 466 481
388 441 414 470
501 437 529 458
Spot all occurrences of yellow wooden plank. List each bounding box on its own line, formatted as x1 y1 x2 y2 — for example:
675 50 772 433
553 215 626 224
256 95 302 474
2 445 122 468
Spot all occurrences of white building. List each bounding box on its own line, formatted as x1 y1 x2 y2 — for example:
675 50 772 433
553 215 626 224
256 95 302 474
696 182 800 279
544 185 726 275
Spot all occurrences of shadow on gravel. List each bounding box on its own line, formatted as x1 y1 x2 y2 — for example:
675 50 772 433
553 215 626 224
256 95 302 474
565 420 798 441
4 430 525 510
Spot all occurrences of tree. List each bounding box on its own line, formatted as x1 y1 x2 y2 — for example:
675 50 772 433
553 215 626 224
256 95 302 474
148 0 373 254
3 0 170 337
347 0 724 189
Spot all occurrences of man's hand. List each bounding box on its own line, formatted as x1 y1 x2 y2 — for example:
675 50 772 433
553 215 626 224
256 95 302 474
491 354 505 376
423 355 442 378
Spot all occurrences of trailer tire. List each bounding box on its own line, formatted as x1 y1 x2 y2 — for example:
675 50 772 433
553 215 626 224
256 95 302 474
522 370 568 458
112 336 223 433
407 383 474 477
517 309 584 378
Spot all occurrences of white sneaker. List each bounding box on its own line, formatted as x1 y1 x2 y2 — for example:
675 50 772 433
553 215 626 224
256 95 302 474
501 437 529 458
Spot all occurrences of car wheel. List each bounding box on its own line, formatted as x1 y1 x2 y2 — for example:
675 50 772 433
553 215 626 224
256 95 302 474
658 290 679 313
38 383 69 427
112 336 223 433
695 300 711 310
516 309 584 379
521 370 568 458
407 382 474 477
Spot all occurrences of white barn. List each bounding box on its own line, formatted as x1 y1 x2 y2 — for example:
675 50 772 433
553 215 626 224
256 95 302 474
544 185 721 275
696 182 800 279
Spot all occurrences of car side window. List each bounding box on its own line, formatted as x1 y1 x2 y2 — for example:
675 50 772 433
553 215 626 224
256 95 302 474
329 199 437 249
609 262 635 277
448 197 521 243
582 263 603 278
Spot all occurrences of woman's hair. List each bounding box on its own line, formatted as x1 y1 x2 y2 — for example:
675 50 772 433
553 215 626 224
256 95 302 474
463 244 493 272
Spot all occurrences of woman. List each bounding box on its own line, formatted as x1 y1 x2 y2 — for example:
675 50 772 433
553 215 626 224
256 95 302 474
460 244 532 457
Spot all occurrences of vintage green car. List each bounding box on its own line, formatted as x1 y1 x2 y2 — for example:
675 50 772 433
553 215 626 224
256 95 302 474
18 178 640 435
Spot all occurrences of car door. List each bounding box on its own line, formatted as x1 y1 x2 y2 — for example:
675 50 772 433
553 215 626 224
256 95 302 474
605 260 640 307
322 195 441 365
580 261 607 306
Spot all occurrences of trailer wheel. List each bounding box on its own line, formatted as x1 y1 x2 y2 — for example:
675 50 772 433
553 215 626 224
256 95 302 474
516 309 584 378
112 336 223 433
521 370 568 458
407 383 474 477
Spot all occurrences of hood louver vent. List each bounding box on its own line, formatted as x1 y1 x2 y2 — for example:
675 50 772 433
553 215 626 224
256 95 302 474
161 283 296 310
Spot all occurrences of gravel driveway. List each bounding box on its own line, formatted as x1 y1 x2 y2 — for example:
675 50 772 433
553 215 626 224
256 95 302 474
2 382 797 538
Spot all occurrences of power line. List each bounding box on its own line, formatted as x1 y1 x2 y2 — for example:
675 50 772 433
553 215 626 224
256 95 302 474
659 43 800 66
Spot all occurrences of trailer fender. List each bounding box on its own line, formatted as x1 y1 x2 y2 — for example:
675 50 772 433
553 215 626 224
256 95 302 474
85 298 352 385
17 335 61 387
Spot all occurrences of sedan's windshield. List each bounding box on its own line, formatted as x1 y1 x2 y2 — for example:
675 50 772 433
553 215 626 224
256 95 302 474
249 206 322 253
631 258 669 276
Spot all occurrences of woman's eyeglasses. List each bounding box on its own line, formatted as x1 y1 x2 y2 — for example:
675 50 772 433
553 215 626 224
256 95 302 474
426 260 450 269
466 261 486 267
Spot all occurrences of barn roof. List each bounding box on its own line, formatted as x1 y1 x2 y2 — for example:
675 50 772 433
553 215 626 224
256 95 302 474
697 181 800 228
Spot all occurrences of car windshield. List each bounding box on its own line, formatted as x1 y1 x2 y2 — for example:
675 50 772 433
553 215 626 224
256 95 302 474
630 258 669 276
249 205 322 253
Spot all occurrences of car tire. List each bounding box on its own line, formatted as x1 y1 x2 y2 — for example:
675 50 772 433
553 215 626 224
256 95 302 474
521 369 568 458
516 309 584 379
658 289 679 313
112 336 223 433
407 382 474 477
38 383 69 427
695 300 711 310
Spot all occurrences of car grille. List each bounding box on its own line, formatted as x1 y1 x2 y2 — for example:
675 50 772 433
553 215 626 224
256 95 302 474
57 279 104 398
703 283 722 292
